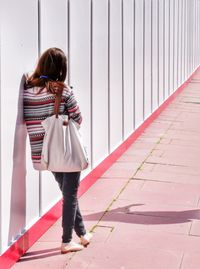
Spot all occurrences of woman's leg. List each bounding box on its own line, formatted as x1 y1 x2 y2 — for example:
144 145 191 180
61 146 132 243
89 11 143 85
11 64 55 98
74 202 86 237
52 171 63 191
53 171 86 243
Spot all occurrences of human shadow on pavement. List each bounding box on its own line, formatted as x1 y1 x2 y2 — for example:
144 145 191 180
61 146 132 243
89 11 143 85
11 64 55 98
82 203 200 225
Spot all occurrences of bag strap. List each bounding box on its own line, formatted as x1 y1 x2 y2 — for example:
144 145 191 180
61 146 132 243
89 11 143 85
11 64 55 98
54 91 62 118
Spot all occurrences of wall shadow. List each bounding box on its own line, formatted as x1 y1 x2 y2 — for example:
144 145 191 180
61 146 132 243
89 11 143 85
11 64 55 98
8 74 27 245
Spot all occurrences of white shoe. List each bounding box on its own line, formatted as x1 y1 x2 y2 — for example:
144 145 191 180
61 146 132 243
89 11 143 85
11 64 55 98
80 232 93 247
61 241 84 254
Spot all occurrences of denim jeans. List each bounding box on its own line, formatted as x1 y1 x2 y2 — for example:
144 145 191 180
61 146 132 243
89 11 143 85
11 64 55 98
52 171 86 243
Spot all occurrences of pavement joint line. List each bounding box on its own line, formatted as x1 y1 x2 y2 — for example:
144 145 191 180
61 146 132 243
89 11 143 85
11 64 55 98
168 142 200 148
91 225 115 244
168 128 200 134
155 119 183 123
188 219 194 237
188 234 200 238
144 161 188 168
132 177 188 184
197 196 200 207
170 129 200 134
94 224 115 231
126 212 178 219
179 253 185 269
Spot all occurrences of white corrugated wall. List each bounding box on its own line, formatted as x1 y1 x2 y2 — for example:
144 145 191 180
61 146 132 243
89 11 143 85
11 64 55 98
0 0 200 255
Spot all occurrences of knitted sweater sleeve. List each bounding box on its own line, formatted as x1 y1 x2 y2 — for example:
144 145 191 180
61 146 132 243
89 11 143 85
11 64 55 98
65 89 82 125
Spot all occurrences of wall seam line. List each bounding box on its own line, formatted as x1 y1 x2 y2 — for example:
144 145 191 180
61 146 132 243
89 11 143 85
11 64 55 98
90 0 93 168
37 0 42 218
108 0 111 154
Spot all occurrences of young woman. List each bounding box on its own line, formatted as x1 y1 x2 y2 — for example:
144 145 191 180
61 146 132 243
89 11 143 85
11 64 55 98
23 47 92 254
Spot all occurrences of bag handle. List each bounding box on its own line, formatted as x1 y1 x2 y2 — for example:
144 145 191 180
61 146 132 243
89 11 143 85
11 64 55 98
54 91 62 118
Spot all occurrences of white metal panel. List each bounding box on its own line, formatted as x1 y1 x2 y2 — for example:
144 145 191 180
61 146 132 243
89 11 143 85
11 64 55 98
191 0 194 72
193 0 196 69
183 0 186 80
174 0 178 90
187 0 191 77
169 0 174 93
194 0 198 69
178 0 183 86
158 0 164 104
183 0 187 81
135 0 144 125
152 0 158 110
69 0 92 177
198 0 200 66
1 0 38 254
188 1 193 74
109 0 123 151
185 0 189 78
193 0 195 70
164 0 169 99
190 0 193 74
197 0 199 68
92 0 109 167
25 149 40 231
40 0 67 54
144 0 152 118
197 0 198 66
191 0 194 70
180 0 184 82
0 4 1 254
186 0 190 76
187 0 190 75
40 171 61 215
195 0 198 68
198 0 199 66
39 0 67 216
192 0 194 71
123 0 134 138
193 0 195 69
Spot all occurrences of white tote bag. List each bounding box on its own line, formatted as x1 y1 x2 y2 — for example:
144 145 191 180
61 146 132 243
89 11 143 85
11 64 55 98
40 93 88 172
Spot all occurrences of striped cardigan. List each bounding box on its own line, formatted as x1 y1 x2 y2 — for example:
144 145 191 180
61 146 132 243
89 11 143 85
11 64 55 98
23 86 82 170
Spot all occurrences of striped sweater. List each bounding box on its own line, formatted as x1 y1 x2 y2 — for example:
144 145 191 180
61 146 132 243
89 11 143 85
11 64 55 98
23 86 82 170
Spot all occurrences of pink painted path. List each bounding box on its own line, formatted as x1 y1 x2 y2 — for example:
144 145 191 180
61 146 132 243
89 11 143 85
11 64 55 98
12 73 200 269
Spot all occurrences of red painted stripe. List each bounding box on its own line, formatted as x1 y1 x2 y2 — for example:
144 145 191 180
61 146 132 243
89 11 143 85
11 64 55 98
0 66 199 269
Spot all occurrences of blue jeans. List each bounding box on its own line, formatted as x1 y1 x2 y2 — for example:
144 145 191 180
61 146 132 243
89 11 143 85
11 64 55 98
52 171 86 243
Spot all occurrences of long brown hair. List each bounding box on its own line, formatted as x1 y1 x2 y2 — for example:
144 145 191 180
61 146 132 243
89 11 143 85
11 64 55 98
25 47 67 94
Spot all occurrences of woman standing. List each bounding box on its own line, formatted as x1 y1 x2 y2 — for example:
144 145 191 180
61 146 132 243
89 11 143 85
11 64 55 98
23 47 92 254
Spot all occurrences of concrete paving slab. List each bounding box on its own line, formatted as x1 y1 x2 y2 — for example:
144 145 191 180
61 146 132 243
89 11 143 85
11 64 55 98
101 162 140 178
142 180 200 195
